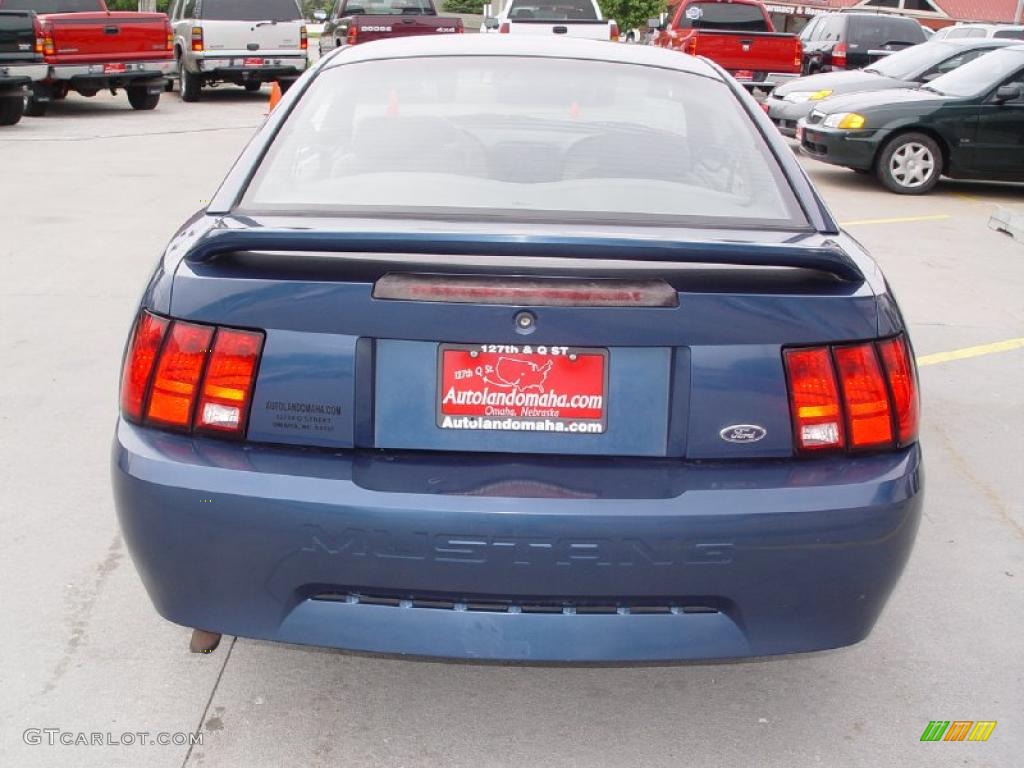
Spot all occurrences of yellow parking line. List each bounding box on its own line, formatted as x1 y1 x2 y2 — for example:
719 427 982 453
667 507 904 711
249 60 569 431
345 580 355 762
840 214 951 227
917 337 1024 368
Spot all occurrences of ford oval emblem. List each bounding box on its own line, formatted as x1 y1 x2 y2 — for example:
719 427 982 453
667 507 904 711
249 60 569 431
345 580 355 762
719 424 767 444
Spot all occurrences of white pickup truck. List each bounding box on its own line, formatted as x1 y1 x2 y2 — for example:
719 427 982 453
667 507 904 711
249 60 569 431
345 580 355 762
481 0 618 41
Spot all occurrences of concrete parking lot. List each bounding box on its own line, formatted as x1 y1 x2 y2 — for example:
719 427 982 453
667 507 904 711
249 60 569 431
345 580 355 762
0 87 1021 768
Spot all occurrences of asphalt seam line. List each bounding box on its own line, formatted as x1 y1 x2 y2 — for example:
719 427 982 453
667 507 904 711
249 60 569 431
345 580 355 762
181 635 237 768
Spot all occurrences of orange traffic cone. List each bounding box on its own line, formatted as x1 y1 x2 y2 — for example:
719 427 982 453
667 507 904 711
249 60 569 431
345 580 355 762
267 81 282 114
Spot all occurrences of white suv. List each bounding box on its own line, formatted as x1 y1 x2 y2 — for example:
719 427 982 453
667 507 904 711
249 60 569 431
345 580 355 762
169 0 309 102
931 24 1024 42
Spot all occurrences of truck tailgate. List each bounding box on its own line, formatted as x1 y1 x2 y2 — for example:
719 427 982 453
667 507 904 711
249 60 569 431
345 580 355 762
45 12 169 64
348 15 462 44
694 31 800 74
506 20 609 39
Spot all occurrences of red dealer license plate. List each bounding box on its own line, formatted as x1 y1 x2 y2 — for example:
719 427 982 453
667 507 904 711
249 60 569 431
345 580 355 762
438 344 607 434
733 69 754 81
103 62 126 74
243 57 265 66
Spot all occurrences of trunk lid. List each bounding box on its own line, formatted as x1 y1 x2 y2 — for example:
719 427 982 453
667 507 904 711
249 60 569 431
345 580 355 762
167 219 882 460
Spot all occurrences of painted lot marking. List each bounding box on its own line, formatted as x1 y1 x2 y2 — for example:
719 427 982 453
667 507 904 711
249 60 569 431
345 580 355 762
917 337 1024 368
841 214 951 227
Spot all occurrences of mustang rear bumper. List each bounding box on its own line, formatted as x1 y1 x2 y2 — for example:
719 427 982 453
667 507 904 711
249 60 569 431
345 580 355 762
113 421 923 661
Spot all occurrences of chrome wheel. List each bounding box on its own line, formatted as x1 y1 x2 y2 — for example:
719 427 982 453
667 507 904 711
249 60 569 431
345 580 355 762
889 142 935 189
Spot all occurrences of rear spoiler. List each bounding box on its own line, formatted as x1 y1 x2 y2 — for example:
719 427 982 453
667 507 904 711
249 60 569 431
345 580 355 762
183 230 865 281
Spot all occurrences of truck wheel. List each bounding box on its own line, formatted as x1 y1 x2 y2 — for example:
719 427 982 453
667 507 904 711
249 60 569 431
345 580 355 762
23 92 47 117
0 95 23 126
244 81 261 92
876 132 942 195
127 85 160 111
179 59 201 103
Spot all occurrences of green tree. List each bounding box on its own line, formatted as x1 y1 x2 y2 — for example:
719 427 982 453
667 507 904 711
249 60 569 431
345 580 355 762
600 0 666 34
443 0 485 13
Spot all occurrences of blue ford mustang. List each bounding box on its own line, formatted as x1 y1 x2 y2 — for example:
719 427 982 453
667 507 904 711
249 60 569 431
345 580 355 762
112 36 923 661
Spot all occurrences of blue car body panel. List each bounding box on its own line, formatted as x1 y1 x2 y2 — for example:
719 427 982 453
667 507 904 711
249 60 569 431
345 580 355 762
113 36 924 661
113 423 922 661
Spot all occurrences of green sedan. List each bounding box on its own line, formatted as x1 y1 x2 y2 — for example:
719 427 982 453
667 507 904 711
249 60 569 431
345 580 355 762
797 44 1024 194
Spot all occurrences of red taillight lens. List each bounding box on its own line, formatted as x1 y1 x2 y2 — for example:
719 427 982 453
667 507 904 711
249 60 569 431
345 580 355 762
195 329 263 434
120 311 169 422
146 321 214 428
785 335 919 455
832 42 847 68
120 312 265 438
834 344 893 450
784 347 844 452
794 40 802 68
300 24 308 50
499 22 510 33
347 25 358 45
610 22 619 42
878 336 919 445
191 25 203 52
684 36 698 56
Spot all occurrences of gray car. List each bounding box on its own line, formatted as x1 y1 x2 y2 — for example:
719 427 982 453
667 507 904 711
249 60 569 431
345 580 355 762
765 39 1013 137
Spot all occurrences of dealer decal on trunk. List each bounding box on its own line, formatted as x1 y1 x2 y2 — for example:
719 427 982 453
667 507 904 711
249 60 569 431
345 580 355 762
437 344 607 434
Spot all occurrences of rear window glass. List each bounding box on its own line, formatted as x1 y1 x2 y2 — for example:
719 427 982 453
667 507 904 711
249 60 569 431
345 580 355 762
507 0 598 21
848 17 926 48
242 56 804 228
200 0 299 21
926 47 1024 97
0 0 103 11
993 29 1024 39
677 2 768 32
342 0 437 14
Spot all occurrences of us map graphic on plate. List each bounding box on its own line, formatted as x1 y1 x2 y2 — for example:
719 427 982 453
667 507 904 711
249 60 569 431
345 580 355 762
437 344 608 434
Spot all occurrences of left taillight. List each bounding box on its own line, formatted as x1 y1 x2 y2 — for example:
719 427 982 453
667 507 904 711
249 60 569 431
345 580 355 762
191 25 204 52
119 311 264 439
609 21 619 42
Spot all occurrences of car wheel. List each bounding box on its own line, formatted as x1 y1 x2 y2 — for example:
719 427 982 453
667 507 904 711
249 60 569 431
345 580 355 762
876 132 942 194
0 94 23 126
126 85 160 111
23 91 47 117
179 58 201 103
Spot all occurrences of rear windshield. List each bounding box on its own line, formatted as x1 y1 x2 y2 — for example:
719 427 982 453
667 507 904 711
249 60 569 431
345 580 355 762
342 0 436 14
200 0 300 21
0 0 103 11
848 17 926 48
993 29 1024 39
677 2 769 32
867 41 957 79
507 0 598 21
242 56 804 228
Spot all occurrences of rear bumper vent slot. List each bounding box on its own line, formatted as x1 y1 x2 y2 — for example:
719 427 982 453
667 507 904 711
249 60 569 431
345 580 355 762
313 591 721 616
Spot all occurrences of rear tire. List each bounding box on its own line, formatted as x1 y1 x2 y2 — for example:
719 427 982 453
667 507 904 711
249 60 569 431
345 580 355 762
23 91 47 117
0 95 23 126
244 81 261 92
127 85 160 111
876 132 942 195
179 58 201 103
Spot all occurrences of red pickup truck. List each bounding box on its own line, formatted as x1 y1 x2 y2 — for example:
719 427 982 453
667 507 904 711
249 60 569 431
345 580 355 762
651 0 801 92
0 0 174 116
317 0 462 56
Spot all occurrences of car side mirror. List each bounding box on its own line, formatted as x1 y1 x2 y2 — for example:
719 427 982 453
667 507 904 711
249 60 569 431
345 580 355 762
484 17 500 29
994 83 1023 103
313 10 327 21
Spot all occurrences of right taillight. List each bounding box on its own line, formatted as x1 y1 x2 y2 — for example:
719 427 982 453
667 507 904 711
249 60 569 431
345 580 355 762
347 25 358 45
119 311 264 439
784 335 918 455
831 42 847 69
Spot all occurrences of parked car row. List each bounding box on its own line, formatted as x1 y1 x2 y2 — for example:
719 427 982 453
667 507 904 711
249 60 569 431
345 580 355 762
0 0 316 125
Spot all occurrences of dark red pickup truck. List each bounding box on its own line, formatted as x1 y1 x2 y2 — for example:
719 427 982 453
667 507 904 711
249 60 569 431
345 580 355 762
317 0 462 56
651 0 801 92
0 0 174 115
